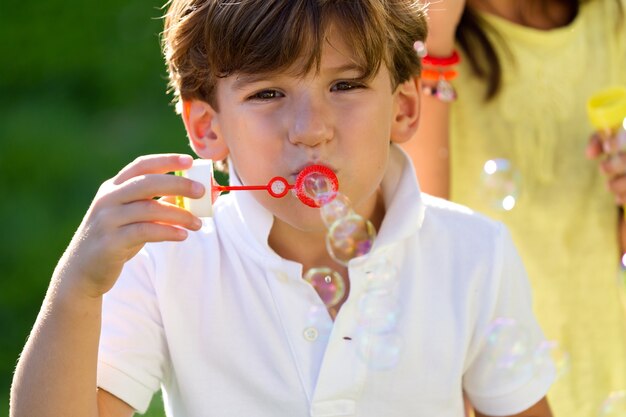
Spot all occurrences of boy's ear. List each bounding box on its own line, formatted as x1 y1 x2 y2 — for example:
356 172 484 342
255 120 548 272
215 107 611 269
390 77 421 144
182 99 229 160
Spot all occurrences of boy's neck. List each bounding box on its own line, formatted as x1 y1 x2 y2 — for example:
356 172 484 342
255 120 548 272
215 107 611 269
268 188 386 274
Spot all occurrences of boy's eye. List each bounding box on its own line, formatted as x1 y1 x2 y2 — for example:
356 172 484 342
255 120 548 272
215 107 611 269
249 89 284 100
331 81 364 92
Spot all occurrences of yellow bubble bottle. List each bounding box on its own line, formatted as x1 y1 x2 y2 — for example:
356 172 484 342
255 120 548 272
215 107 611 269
587 86 626 138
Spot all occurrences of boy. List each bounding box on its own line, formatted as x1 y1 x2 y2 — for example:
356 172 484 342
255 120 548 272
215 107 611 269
10 1 555 416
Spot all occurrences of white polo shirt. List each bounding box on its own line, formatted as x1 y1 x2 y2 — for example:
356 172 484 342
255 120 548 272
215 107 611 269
98 145 554 417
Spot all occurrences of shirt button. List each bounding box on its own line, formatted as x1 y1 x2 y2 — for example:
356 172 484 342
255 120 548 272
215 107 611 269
303 327 319 342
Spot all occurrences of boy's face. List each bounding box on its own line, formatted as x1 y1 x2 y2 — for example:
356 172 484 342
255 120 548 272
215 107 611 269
207 25 412 231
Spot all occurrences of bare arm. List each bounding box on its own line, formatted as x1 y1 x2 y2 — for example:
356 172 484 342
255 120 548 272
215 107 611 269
401 0 465 199
402 92 453 198
10 154 203 417
474 396 552 417
10 274 103 417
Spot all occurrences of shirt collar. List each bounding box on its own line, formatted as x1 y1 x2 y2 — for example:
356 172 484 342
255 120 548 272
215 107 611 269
220 144 425 258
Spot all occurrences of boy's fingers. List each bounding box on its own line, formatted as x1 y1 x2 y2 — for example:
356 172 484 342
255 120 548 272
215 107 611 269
111 200 202 231
113 154 194 185
113 173 205 204
159 196 177 205
119 222 190 247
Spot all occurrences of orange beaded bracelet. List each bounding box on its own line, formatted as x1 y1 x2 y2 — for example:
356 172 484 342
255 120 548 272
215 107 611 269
421 69 458 81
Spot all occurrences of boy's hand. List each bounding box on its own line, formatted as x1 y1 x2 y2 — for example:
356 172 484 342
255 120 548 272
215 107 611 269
424 0 466 56
586 131 626 205
61 154 204 298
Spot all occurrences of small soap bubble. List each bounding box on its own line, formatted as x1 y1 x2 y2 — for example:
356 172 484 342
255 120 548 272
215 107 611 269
320 193 353 228
484 318 534 376
303 172 336 205
303 267 346 308
326 214 376 265
480 159 521 211
413 40 427 58
436 79 457 102
355 330 403 370
357 290 400 333
533 340 571 380
599 391 626 417
364 258 399 290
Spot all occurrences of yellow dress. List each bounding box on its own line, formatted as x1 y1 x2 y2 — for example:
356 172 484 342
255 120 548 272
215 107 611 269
449 1 626 416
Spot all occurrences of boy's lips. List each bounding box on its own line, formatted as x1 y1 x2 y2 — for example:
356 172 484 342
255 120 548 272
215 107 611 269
291 163 340 208
291 163 337 179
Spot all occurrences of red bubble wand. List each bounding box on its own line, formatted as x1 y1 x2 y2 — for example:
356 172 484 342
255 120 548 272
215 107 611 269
177 163 338 216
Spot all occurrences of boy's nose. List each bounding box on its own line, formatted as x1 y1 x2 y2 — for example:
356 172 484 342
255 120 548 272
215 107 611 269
288 97 333 147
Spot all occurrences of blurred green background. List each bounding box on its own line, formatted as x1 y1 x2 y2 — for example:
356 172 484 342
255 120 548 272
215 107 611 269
1 0 190 415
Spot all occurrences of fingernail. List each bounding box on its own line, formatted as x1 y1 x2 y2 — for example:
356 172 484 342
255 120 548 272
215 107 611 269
192 181 205 196
179 155 193 165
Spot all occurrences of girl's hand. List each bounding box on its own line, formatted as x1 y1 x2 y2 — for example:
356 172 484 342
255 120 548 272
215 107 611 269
586 131 626 205
59 154 205 298
423 0 466 56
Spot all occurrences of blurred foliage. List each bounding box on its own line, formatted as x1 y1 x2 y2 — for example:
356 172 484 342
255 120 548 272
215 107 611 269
0 0 199 415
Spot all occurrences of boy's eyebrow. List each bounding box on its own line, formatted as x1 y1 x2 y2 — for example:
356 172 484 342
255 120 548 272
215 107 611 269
325 63 365 77
232 73 272 91
329 63 362 72
231 63 365 90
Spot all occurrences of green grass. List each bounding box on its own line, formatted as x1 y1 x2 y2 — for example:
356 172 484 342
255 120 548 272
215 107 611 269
144 391 166 417
0 2 200 414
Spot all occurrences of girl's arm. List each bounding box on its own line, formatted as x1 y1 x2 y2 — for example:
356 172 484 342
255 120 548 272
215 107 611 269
401 0 465 198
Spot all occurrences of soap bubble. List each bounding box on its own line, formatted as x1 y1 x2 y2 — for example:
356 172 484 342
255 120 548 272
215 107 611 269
294 165 338 207
320 193 353 228
303 267 346 308
357 289 400 333
302 171 337 205
483 318 534 380
533 340 571 380
326 214 376 265
599 391 626 417
363 259 399 291
355 330 403 370
480 159 521 211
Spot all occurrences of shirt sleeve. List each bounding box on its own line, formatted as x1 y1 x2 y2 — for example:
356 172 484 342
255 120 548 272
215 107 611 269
97 247 167 414
463 224 556 416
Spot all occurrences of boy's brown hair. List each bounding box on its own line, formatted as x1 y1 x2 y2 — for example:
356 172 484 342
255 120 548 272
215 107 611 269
162 0 427 111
